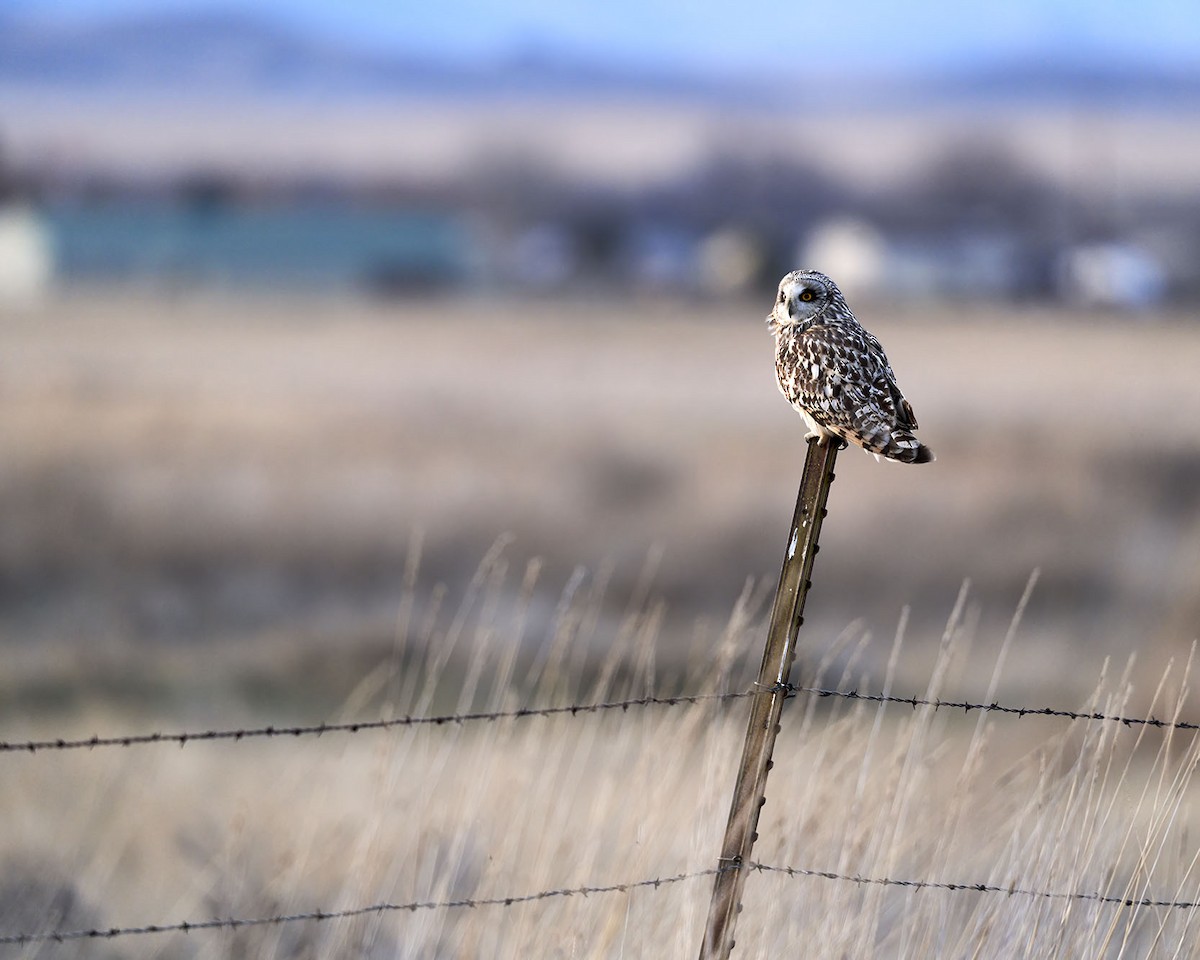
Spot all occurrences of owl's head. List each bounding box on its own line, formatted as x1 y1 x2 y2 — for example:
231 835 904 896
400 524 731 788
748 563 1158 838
768 269 842 331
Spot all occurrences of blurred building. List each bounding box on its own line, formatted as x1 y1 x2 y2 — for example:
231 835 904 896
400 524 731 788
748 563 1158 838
799 218 887 298
0 203 53 303
1057 243 1167 309
697 227 769 296
41 202 474 294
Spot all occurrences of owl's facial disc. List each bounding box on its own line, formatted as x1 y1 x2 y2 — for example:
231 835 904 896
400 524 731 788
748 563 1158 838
772 276 825 326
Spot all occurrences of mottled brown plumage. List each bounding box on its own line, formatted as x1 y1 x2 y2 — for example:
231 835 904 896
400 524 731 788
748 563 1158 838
767 270 933 464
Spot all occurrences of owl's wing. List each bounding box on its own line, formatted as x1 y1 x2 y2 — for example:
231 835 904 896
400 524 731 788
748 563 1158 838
782 324 912 453
863 331 918 431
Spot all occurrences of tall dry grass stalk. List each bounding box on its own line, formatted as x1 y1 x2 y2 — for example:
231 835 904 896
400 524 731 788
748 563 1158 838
2 550 1199 959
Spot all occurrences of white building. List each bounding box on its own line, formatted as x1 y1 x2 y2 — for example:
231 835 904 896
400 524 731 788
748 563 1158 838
0 204 53 303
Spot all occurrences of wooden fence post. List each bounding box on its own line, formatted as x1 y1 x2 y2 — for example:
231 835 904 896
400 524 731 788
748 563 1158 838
698 436 841 960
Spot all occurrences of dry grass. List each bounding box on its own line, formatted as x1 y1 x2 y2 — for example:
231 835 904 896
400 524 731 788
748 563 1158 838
3 557 1200 958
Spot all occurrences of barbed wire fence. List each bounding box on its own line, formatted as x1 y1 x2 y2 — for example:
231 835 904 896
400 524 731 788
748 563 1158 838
5 683 1199 758
3 676 1200 947
3 449 1197 952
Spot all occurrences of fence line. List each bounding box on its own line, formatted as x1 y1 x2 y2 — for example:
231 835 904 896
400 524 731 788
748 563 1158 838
0 690 755 754
4 681 1197 756
4 678 1199 946
0 868 728 946
747 862 1200 910
792 685 1200 732
5 858 1198 947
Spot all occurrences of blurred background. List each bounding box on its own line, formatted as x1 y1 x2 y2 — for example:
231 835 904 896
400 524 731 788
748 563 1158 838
2 0 1199 724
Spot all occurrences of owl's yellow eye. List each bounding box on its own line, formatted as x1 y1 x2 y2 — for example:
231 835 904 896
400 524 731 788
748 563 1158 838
799 290 815 302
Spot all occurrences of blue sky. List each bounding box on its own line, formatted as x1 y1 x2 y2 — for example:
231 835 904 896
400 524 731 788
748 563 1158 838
4 0 1199 75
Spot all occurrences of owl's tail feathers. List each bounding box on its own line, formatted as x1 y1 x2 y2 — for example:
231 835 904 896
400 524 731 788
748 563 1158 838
908 442 935 464
879 432 935 464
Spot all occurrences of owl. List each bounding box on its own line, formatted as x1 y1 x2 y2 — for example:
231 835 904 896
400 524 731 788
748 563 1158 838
768 269 934 464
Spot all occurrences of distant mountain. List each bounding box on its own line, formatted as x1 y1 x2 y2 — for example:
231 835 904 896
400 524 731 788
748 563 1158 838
0 10 443 94
923 59 1200 107
2 9 1199 109
0 9 772 104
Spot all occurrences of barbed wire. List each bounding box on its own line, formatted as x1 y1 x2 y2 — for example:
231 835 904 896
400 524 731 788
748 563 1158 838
5 859 1197 946
5 680 1195 757
747 861 1200 910
0 690 754 754
791 685 1200 732
0 867 726 946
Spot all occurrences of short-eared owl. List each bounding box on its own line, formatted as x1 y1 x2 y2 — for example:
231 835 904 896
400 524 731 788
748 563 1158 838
768 269 934 464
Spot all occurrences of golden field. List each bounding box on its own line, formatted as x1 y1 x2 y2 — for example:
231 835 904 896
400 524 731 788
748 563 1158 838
2 292 1198 706
1 291 1199 956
